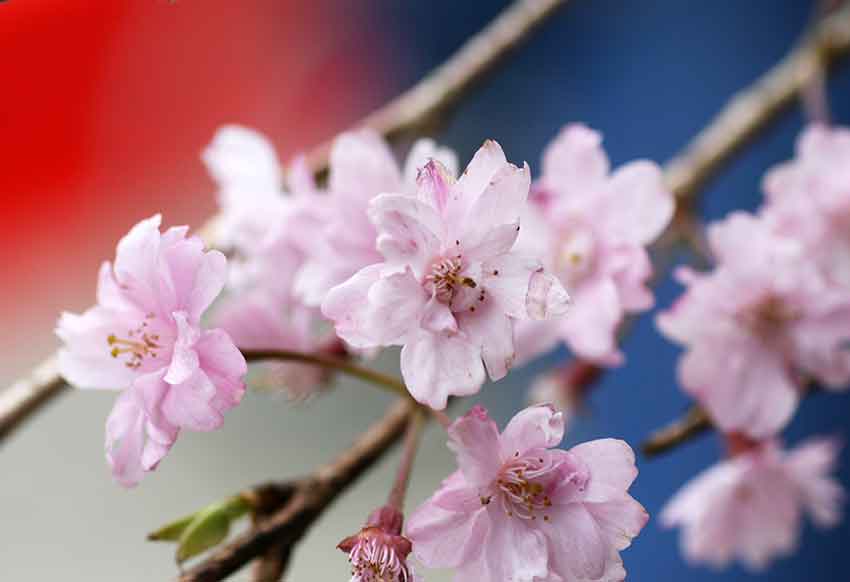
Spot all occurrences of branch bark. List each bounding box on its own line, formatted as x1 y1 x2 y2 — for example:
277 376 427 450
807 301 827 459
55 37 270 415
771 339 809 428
179 398 416 582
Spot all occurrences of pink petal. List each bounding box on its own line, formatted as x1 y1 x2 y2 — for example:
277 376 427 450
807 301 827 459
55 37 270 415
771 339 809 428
585 497 649 551
447 405 502 488
680 339 799 438
105 390 147 488
474 510 549 581
512 319 563 367
329 129 401 202
202 125 283 193
406 498 489 569
404 138 458 192
498 403 565 460
364 268 429 345
421 296 458 334
541 124 610 193
459 162 531 253
400 330 486 409
195 328 247 414
56 308 138 390
457 301 515 381
369 193 443 275
321 264 384 348
785 438 845 527
569 439 638 502
164 311 200 385
544 503 608 579
186 249 228 322
451 139 508 217
113 215 164 313
415 159 455 215
481 252 542 319
559 277 623 363
526 269 570 320
602 160 673 245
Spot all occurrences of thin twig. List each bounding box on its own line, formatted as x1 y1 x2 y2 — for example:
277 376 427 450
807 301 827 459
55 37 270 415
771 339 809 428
386 408 426 511
179 398 416 582
242 349 408 398
641 406 712 457
0 0 569 446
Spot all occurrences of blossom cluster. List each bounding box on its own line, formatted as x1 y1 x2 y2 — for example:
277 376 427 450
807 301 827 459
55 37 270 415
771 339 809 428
54 120 847 580
657 124 849 569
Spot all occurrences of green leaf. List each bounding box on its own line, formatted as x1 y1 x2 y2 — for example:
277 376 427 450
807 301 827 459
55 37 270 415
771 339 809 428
147 514 196 542
175 505 232 564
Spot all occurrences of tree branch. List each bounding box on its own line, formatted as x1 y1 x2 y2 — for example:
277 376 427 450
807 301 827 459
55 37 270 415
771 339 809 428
242 349 408 397
178 398 416 582
641 406 712 457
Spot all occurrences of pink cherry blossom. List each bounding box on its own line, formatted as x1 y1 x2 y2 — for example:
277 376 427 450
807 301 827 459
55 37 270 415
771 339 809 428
662 438 844 570
202 125 290 252
295 130 458 307
406 404 648 580
203 125 327 295
338 506 418 582
322 141 570 408
657 211 850 438
763 123 850 289
514 124 673 366
56 215 247 486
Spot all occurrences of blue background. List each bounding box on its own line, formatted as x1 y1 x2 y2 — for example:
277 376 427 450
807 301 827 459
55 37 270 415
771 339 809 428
381 1 850 579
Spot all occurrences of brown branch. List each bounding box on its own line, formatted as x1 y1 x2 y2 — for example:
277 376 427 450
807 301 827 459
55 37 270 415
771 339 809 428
0 0 569 446
178 399 416 582
0 357 63 442
641 406 712 457
242 349 407 397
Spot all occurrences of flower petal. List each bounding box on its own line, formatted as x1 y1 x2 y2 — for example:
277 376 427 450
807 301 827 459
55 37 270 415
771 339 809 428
369 193 443 276
447 405 502 488
400 331 486 409
321 264 384 348
569 439 638 502
499 403 565 460
601 160 673 245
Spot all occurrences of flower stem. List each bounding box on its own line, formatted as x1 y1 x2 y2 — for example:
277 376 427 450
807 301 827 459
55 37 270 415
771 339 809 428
240 349 409 398
387 407 427 511
430 409 453 429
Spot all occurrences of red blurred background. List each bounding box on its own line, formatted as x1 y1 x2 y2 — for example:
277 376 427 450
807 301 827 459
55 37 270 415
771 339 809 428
0 0 397 384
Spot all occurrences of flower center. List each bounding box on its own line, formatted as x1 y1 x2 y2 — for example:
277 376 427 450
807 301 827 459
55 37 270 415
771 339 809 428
491 454 557 522
348 538 411 582
107 317 162 370
740 294 800 339
556 229 595 285
425 256 476 304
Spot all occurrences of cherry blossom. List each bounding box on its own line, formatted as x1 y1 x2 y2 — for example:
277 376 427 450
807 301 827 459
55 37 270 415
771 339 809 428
662 437 844 570
322 141 570 408
515 124 673 366
56 215 246 486
338 506 417 582
763 123 850 290
202 125 291 253
406 404 648 580
203 125 327 295
657 211 850 438
295 130 458 307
